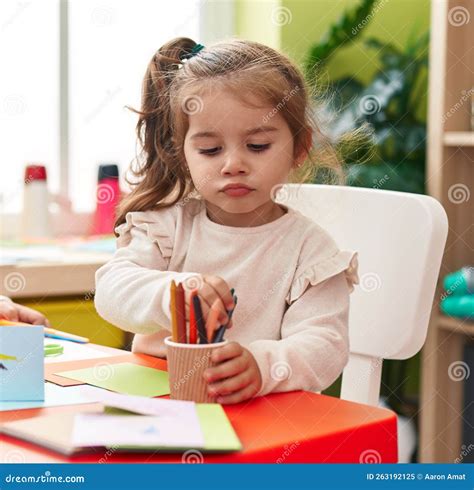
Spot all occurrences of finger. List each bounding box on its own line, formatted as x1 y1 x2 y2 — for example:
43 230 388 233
204 355 248 383
216 382 260 405
195 282 228 325
17 304 50 327
0 303 20 322
207 369 253 396
202 276 234 310
202 294 229 328
210 341 242 364
205 299 221 342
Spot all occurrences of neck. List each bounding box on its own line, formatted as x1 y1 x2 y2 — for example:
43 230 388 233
205 200 287 227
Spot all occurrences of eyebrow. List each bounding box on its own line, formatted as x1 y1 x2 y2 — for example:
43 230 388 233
190 125 280 140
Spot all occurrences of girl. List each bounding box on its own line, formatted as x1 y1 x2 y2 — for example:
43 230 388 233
95 37 359 404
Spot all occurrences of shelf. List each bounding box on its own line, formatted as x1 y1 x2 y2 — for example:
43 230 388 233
443 132 474 147
438 313 474 335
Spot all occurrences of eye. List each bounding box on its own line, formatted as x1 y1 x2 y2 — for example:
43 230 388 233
198 147 221 156
248 143 270 152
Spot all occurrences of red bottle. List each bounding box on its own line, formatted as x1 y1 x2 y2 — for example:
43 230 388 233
91 164 120 235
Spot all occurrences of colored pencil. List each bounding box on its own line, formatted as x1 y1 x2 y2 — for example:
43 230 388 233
170 280 178 342
176 282 187 343
189 289 198 344
192 294 208 344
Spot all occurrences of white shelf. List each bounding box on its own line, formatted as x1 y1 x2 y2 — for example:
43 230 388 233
443 131 474 147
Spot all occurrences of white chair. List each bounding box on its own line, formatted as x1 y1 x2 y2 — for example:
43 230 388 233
276 183 448 407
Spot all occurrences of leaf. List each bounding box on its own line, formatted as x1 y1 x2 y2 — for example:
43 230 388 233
305 0 378 78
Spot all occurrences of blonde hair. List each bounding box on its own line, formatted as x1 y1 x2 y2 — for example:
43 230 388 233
116 37 348 228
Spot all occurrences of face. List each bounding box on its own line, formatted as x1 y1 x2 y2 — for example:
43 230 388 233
183 88 305 226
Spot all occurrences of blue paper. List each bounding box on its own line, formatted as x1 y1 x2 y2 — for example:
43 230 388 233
0 325 44 401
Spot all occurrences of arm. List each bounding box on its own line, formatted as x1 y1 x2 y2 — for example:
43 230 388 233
94 224 200 335
247 271 351 396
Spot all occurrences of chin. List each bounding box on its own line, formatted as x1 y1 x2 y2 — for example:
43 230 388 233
224 203 263 215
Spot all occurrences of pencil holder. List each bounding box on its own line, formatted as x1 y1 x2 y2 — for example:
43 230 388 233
165 336 227 403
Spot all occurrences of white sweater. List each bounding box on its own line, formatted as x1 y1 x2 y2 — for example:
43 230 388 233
95 197 359 396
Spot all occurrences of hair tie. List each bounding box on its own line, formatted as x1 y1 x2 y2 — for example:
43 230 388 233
180 43 205 61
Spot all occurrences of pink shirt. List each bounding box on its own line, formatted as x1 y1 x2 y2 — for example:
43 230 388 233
95 197 359 396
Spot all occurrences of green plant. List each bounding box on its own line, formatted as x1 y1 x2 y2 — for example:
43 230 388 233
305 0 429 194
305 0 378 73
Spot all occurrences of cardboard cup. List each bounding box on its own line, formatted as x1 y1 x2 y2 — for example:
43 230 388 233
165 336 227 403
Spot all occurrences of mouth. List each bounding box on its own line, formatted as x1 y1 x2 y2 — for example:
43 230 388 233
221 184 255 198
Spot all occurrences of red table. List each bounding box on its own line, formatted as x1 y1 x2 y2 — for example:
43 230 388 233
1 350 398 463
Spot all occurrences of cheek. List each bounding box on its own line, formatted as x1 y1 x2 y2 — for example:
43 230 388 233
276 137 295 160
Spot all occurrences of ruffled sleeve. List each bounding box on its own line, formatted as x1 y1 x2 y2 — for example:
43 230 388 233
95 205 201 335
114 209 176 261
286 250 359 305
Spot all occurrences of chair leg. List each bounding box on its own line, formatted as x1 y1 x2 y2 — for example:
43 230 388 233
340 353 383 406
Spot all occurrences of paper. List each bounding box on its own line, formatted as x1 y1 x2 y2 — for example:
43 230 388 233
197 404 242 451
79 385 195 418
0 325 44 401
72 411 204 448
55 362 170 397
2 404 242 454
0 383 98 411
44 339 118 364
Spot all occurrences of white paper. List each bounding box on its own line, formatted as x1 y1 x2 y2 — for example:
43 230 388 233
78 385 198 418
0 383 98 411
72 412 204 448
44 339 118 363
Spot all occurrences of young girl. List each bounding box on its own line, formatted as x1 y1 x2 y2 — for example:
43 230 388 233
95 37 359 404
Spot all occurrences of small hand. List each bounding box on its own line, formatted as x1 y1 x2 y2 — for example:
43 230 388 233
0 298 50 327
204 342 262 404
184 274 234 329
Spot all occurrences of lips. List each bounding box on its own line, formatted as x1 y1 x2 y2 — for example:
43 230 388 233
221 183 254 197
222 183 253 191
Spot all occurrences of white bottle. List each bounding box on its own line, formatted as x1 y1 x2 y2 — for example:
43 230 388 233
21 164 52 239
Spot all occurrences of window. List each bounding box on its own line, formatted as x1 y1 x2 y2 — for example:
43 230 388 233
0 0 59 214
0 0 203 215
69 0 201 212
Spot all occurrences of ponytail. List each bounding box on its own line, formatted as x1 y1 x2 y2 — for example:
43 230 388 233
115 37 199 230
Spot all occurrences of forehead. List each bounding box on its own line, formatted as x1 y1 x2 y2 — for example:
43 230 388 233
183 86 285 134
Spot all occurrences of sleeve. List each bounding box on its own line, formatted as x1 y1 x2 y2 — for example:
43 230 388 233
94 209 202 335
286 249 359 304
247 250 359 396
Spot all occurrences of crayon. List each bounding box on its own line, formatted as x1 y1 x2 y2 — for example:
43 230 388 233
214 294 238 343
176 282 187 343
189 289 198 344
192 294 208 344
170 280 178 342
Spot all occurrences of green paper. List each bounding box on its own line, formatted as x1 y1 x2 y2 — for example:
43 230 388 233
55 363 170 397
196 404 242 451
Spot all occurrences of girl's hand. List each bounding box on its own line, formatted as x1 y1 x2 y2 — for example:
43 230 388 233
0 297 50 327
204 341 262 404
184 274 235 329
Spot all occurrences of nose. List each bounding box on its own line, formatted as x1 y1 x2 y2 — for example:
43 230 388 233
220 149 249 176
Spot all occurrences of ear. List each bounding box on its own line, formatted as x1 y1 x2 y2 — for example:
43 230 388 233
293 128 313 168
